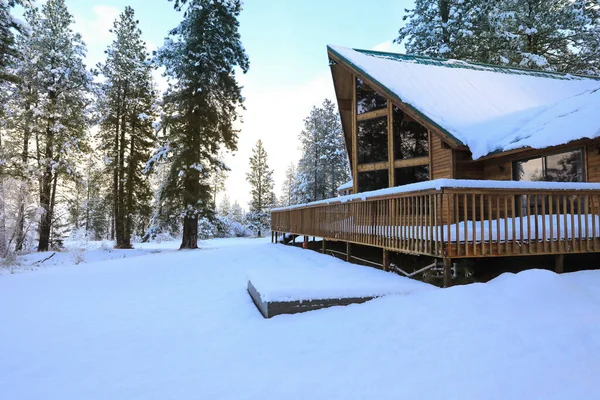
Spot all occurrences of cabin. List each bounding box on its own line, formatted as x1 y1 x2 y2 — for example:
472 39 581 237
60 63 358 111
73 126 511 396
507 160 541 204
271 45 600 286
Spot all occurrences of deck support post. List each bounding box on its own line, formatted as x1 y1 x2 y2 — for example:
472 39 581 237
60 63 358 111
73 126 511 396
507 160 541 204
292 235 296 245
555 254 565 274
382 250 390 271
303 236 308 249
275 232 278 244
443 258 452 288
322 239 326 254
346 242 352 262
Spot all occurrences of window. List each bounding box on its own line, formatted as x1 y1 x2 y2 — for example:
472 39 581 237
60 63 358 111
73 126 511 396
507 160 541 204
395 166 429 187
514 148 585 215
358 170 389 193
514 149 584 182
357 116 388 164
356 78 387 114
392 106 428 160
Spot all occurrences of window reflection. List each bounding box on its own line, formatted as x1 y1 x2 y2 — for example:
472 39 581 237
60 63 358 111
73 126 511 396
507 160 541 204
357 116 388 164
514 149 584 182
392 106 428 160
356 78 387 114
395 166 429 186
358 170 388 192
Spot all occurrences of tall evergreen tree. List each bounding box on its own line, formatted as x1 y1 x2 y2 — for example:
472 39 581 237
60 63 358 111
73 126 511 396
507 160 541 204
0 0 32 83
396 0 600 75
151 0 249 249
280 162 298 206
23 0 92 251
246 140 274 237
97 6 157 248
296 99 349 203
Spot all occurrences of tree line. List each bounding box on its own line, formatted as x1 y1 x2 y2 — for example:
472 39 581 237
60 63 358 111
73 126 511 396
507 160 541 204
0 0 249 252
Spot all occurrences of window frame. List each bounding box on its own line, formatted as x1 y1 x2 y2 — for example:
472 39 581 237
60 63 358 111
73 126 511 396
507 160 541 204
513 147 586 183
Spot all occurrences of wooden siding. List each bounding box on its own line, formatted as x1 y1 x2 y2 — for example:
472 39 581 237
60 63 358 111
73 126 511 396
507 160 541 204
430 134 454 179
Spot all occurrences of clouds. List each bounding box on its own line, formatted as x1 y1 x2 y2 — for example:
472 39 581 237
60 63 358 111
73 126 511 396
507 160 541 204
72 5 121 67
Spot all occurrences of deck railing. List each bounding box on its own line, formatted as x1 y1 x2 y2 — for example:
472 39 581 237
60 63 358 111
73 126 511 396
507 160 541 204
271 180 600 259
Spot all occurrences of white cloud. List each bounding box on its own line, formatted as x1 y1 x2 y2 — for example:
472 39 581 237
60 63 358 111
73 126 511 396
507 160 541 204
72 5 120 68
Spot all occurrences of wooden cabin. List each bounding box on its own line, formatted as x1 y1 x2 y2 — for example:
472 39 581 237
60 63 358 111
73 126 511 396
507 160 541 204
272 45 600 286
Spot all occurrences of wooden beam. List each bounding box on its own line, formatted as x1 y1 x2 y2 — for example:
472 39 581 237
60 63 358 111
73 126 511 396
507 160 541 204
555 254 565 274
303 236 308 249
394 156 430 168
357 108 388 121
322 239 326 254
382 249 390 271
358 161 389 172
346 242 352 262
443 258 452 288
352 74 358 194
388 101 395 187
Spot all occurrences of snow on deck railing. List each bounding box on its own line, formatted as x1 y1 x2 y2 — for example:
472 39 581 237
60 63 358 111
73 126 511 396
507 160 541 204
271 179 600 212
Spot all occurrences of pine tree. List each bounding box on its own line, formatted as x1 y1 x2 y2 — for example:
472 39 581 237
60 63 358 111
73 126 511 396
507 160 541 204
280 162 298 206
97 6 157 248
296 99 350 203
151 0 249 249
0 0 32 83
396 0 600 75
246 140 274 237
24 0 92 251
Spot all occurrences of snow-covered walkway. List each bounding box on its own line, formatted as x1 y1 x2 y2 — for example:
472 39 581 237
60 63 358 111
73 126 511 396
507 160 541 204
1 238 599 399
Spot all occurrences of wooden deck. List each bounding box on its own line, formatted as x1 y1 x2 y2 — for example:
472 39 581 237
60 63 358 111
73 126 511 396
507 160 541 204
271 180 600 263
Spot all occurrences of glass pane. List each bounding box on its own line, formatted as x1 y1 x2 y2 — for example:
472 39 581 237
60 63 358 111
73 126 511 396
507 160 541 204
393 106 429 160
357 116 388 164
358 170 389 193
356 77 387 114
395 166 429 186
514 157 544 181
545 150 584 182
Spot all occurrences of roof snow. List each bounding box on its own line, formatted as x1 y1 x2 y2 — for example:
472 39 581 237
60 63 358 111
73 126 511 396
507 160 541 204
328 45 600 159
337 180 353 191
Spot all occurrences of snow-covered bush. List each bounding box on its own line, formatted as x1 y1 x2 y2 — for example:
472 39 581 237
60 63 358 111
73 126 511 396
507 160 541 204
198 217 215 240
100 240 113 252
155 232 175 244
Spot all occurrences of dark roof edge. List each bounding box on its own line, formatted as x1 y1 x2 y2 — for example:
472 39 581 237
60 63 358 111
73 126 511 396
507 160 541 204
326 45 465 147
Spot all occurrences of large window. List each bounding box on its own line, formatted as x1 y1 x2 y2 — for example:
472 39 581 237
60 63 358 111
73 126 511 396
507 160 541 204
358 170 388 193
356 78 387 114
514 149 584 182
514 148 585 215
392 107 428 160
395 166 429 187
357 116 388 164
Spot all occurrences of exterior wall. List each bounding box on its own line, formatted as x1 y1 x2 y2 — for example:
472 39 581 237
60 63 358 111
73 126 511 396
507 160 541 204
430 134 454 179
586 140 600 182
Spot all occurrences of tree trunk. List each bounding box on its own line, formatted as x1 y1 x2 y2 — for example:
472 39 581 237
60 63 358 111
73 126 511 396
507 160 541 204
116 83 128 248
16 100 31 251
180 215 198 249
0 131 6 256
38 94 56 252
123 115 136 250
112 83 122 243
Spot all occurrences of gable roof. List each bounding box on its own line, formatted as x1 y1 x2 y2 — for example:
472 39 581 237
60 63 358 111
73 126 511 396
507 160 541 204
328 45 600 160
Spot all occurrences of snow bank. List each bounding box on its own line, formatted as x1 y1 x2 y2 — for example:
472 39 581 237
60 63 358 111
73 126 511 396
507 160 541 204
1 237 600 399
248 245 432 302
329 45 600 159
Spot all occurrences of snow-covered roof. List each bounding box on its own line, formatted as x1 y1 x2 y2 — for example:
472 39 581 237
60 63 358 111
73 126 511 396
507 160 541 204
273 178 600 212
337 180 353 191
328 45 600 160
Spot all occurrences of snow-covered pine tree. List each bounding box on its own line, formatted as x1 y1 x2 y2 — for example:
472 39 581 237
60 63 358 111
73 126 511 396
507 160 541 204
296 99 349 203
97 6 157 248
0 0 32 83
24 0 92 252
152 0 249 249
396 0 600 74
280 162 298 206
246 140 274 237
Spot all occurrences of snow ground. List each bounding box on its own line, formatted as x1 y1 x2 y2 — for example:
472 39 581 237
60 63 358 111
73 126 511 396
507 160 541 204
1 237 600 400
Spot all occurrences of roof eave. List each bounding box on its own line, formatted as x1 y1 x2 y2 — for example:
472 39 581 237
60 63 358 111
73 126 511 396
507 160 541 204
326 45 465 149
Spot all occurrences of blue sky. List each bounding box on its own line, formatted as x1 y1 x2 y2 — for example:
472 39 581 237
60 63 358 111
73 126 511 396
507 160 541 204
57 0 414 206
